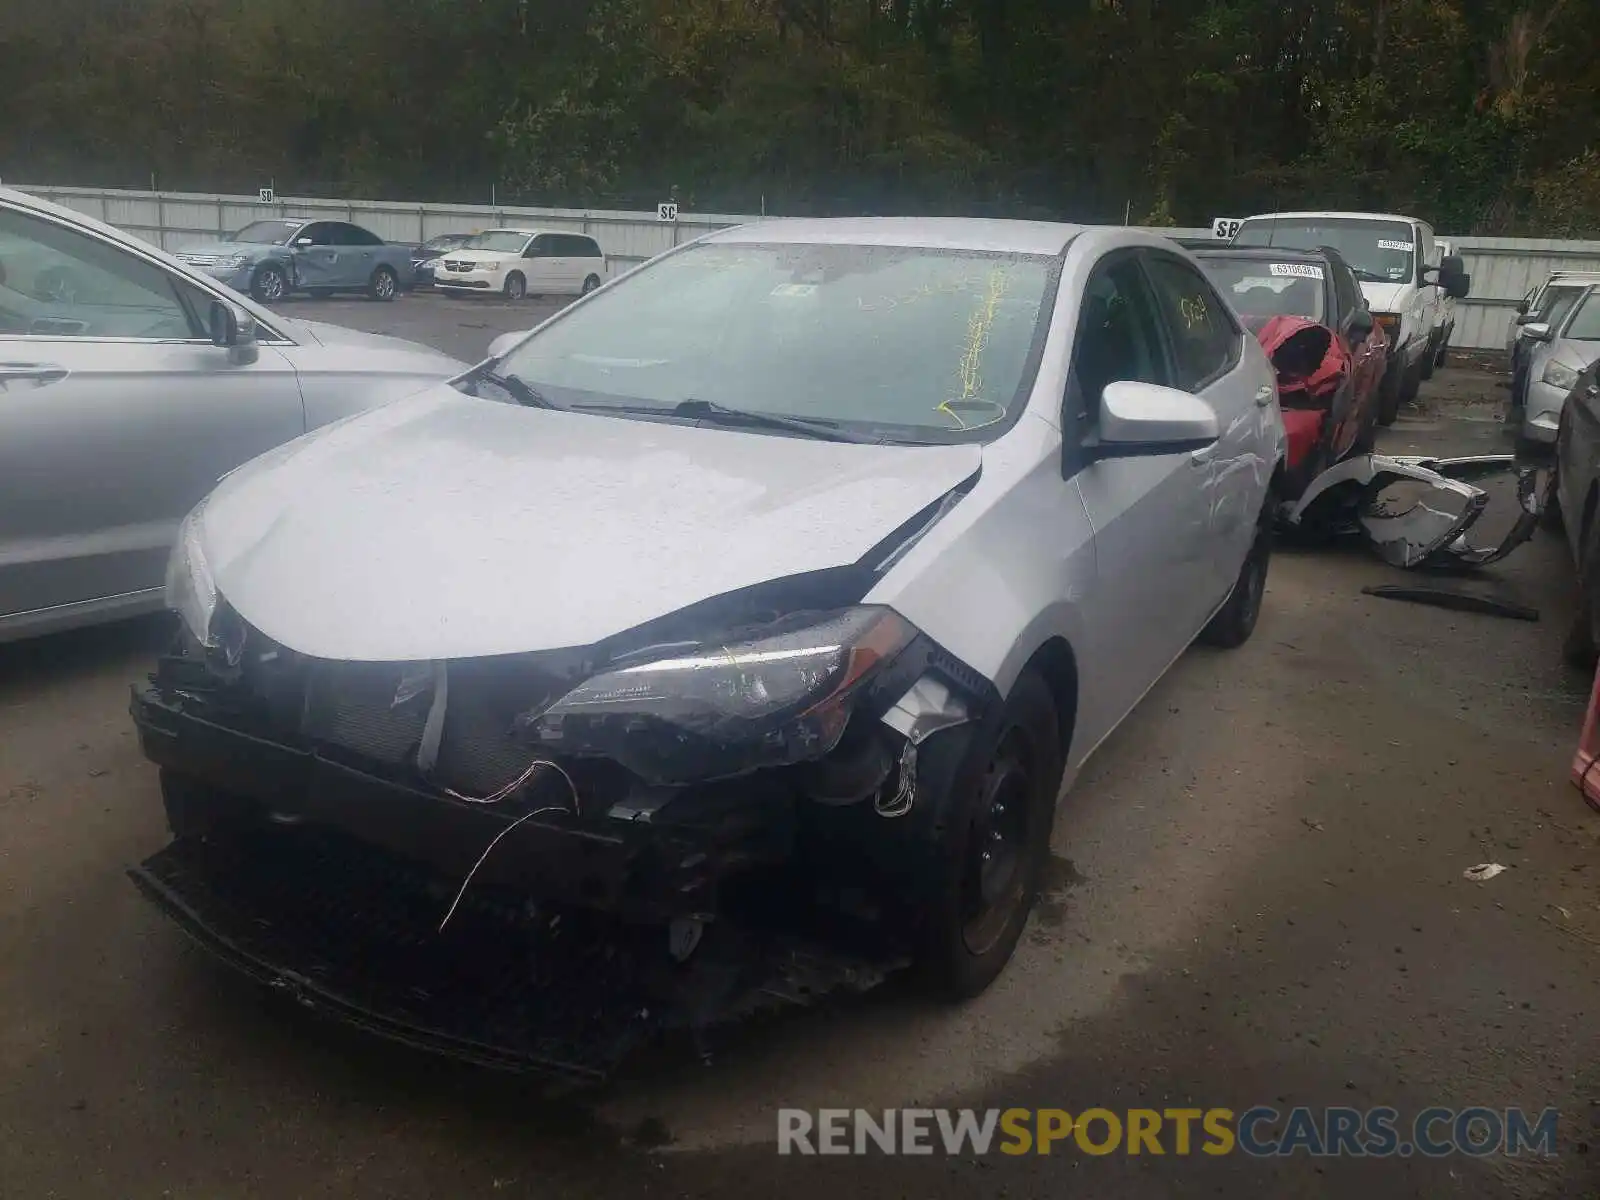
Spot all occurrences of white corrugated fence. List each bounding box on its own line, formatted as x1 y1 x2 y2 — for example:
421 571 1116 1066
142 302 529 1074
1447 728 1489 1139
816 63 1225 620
13 183 1600 351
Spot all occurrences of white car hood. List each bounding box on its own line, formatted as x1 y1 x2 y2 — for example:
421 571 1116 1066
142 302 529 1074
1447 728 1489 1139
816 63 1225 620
200 388 982 661
287 317 453 357
436 249 512 266
1357 281 1414 315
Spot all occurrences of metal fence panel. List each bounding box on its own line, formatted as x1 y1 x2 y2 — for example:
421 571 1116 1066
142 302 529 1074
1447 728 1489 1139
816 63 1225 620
13 184 1599 350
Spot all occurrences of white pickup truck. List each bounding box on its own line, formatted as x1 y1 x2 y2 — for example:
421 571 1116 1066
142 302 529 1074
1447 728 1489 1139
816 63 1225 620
1220 212 1469 424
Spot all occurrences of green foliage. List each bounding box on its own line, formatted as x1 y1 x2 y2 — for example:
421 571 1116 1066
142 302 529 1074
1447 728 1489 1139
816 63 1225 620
0 0 1594 232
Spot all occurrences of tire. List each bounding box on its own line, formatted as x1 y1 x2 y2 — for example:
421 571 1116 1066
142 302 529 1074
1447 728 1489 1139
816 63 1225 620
1398 353 1424 405
1199 499 1272 649
915 669 1063 1000
1419 333 1438 381
1435 327 1451 368
1376 360 1403 426
503 272 526 301
1566 518 1600 671
367 266 398 302
251 263 288 304
582 274 602 294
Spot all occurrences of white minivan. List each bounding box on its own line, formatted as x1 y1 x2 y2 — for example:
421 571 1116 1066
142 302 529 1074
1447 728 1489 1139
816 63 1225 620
432 229 607 301
1229 211 1469 424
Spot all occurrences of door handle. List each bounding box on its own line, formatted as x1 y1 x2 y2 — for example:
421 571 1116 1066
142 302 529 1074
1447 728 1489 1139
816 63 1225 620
0 363 68 387
1254 385 1274 408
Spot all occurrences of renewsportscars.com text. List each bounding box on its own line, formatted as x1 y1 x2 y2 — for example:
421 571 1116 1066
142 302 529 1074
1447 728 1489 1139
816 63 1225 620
777 1106 1559 1158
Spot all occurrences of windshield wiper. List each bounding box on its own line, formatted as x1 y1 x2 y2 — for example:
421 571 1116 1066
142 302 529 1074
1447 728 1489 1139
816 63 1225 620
471 367 562 410
1349 267 1390 283
572 397 878 443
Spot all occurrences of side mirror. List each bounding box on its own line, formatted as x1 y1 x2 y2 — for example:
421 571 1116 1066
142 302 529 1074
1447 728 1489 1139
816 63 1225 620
208 300 259 362
1093 381 1219 458
486 329 533 360
295 236 313 247
523 246 541 259
1426 254 1470 299
1348 309 1375 340
1522 322 1554 343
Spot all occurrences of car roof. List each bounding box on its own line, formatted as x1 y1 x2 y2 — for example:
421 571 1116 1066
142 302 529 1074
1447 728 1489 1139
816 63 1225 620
706 217 1083 256
1239 211 1420 225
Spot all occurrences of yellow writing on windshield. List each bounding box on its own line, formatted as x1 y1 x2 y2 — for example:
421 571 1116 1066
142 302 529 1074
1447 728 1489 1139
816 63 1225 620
938 267 1012 430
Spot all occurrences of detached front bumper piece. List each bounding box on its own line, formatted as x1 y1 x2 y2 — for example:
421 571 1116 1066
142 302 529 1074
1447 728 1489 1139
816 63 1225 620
1284 453 1543 570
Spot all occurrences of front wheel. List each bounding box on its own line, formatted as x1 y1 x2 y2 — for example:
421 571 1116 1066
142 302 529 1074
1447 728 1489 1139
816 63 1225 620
1199 500 1272 649
1376 361 1402 426
503 272 527 301
915 669 1063 1000
367 266 398 302
251 264 288 304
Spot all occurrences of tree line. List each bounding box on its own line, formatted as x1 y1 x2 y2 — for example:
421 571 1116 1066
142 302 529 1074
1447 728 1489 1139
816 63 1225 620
2 0 1594 234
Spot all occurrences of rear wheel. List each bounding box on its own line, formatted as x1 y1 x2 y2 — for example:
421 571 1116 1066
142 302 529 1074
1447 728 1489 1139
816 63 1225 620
367 266 398 302
504 272 526 301
582 274 602 294
915 669 1063 1000
1199 498 1272 649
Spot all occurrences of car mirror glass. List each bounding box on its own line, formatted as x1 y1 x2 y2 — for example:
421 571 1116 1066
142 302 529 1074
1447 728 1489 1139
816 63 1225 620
1095 381 1219 457
207 300 238 347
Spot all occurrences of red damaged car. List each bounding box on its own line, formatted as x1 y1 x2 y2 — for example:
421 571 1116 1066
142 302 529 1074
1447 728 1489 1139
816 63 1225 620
1194 246 1390 498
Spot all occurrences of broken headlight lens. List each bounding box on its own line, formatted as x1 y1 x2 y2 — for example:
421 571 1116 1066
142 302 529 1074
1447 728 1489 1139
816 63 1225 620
523 606 916 784
166 501 219 647
1543 361 1581 391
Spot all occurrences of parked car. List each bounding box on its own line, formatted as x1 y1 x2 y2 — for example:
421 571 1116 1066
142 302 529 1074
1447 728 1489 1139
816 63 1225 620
1549 351 1600 665
433 229 606 300
1511 285 1600 451
1230 211 1469 414
173 218 418 304
411 232 475 287
1509 272 1600 433
1195 245 1388 496
128 219 1285 1068
0 187 467 642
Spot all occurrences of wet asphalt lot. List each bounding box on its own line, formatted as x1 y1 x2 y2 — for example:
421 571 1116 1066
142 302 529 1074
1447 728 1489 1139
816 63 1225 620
2 292 1599 1198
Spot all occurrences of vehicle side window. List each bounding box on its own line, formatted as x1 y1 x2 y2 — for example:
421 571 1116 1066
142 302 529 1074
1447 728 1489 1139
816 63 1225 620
297 222 334 247
0 205 198 340
1067 255 1170 427
574 236 602 258
1331 262 1364 328
525 235 554 258
340 224 383 247
1142 253 1240 390
1540 287 1582 330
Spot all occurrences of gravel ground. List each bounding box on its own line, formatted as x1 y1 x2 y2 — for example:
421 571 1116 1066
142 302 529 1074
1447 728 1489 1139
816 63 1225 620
1 307 1596 1198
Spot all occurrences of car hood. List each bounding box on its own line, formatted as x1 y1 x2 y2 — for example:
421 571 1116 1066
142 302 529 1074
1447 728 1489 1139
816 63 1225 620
200 389 983 661
1357 281 1415 314
177 239 276 258
438 249 513 265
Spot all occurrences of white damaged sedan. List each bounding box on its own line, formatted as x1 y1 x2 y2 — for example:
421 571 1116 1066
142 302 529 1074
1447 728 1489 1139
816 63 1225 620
131 219 1284 1072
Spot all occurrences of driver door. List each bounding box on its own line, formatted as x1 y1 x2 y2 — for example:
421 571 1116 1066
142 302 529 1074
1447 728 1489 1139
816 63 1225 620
289 221 340 289
1068 251 1218 752
0 202 305 630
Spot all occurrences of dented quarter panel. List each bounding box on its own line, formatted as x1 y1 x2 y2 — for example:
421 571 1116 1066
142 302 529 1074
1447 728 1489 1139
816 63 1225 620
197 384 984 661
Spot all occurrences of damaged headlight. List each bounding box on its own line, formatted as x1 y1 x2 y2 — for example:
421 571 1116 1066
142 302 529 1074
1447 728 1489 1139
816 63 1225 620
166 501 219 647
521 606 916 785
1543 361 1581 391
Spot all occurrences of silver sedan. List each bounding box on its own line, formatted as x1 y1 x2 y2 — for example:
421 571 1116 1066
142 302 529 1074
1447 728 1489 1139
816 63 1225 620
0 187 468 642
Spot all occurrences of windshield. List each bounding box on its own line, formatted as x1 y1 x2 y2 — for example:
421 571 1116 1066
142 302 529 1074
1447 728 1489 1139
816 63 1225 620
492 241 1059 442
1564 291 1600 341
1233 218 1415 285
230 220 301 245
463 231 531 253
1197 257 1326 324
423 234 468 251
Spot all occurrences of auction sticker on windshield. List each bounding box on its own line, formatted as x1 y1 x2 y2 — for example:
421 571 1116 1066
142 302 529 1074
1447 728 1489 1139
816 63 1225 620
1269 264 1324 279
1378 239 1414 251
